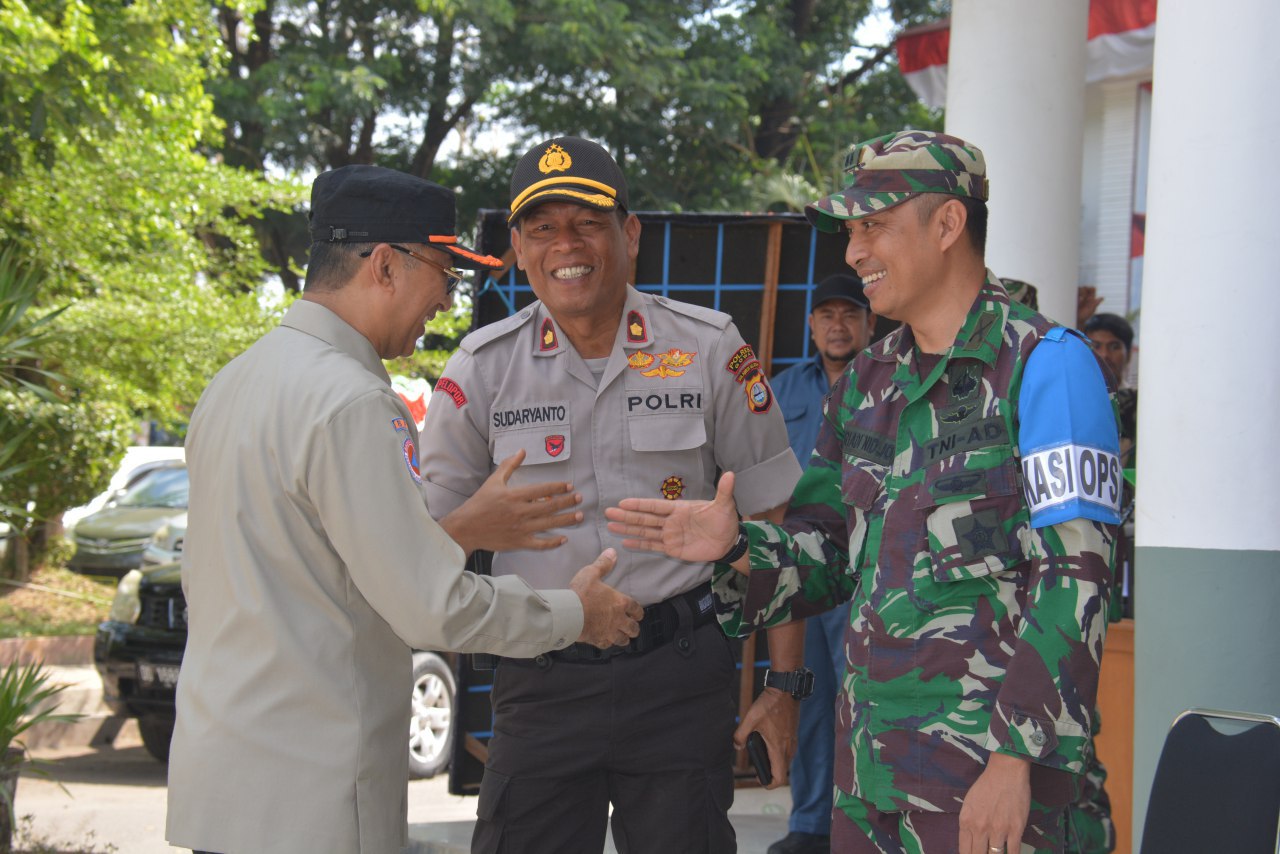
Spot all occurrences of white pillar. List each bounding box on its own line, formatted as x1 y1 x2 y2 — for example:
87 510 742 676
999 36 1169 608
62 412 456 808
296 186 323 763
945 0 1089 327
1132 0 1280 845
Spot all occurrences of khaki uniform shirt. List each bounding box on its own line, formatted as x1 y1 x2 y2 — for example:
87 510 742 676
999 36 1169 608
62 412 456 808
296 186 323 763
166 300 582 854
420 286 801 606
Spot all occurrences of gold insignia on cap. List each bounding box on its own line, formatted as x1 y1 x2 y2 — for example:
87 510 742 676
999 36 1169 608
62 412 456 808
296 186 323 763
539 143 572 175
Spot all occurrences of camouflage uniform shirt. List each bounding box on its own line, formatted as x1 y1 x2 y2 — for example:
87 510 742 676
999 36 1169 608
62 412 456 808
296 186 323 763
714 274 1121 813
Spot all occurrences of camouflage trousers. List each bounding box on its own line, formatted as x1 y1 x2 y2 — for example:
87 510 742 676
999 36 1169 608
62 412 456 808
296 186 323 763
832 789 1067 853
1063 754 1115 854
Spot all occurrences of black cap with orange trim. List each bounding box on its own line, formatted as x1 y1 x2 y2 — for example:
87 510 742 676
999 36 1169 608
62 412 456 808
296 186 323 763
508 136 629 225
309 164 501 270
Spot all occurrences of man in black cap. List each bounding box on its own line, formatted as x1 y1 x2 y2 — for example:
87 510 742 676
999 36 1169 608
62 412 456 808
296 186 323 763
420 138 804 853
166 164 644 854
767 273 875 854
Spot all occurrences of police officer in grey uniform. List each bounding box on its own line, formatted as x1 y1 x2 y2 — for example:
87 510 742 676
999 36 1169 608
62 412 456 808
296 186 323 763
166 165 644 854
419 137 806 854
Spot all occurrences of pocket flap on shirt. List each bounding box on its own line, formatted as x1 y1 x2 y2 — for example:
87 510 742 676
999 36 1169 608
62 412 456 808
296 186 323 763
493 428 571 465
841 463 885 511
627 415 707 452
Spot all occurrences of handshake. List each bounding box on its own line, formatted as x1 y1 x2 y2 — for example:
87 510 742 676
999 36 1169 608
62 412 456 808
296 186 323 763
440 452 743 650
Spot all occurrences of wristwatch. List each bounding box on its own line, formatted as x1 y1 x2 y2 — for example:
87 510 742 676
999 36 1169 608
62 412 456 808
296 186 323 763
763 667 815 700
717 523 749 564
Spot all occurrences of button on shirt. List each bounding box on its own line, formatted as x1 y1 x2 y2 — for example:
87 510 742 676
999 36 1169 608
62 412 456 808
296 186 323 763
420 286 802 606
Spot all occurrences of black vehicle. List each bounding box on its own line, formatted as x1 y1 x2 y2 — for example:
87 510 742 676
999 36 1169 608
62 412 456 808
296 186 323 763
94 562 457 777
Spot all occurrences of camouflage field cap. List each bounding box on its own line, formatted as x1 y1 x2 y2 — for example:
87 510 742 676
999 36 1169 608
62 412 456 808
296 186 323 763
805 130 989 233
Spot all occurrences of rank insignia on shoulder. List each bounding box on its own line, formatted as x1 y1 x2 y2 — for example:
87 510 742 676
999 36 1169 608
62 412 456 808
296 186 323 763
661 475 685 500
435 377 467 409
402 437 423 484
545 434 565 457
725 345 756 375
540 318 559 351
626 310 647 343
391 417 409 433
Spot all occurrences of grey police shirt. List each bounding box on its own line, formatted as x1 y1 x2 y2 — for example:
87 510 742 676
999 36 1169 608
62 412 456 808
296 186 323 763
420 285 802 606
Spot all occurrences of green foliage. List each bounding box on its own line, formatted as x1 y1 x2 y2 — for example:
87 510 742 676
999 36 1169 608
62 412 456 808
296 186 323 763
0 390 132 526
0 660 80 755
207 0 947 281
0 0 298 499
47 288 279 433
0 660 83 845
383 299 475 382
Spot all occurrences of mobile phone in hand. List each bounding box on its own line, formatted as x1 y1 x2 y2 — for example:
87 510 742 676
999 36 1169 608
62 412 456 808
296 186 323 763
747 731 772 786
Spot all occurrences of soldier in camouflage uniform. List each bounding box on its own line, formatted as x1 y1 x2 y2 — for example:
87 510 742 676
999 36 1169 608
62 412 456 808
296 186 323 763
607 131 1123 854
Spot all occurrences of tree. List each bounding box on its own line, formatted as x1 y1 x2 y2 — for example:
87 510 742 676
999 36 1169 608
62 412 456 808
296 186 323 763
0 0 295 575
207 1 946 289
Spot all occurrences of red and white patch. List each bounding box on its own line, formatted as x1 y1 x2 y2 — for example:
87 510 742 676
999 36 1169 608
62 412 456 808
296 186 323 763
402 437 422 483
545 434 565 457
435 377 467 409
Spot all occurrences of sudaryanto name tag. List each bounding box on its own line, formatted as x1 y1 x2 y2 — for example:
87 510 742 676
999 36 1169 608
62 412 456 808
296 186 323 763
1021 443 1122 516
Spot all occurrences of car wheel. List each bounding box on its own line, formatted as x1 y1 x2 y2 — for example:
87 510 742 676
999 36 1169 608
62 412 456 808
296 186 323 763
138 714 174 763
409 652 455 779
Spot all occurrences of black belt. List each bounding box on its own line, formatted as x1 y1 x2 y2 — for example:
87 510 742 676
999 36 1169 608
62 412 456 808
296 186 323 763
505 581 718 666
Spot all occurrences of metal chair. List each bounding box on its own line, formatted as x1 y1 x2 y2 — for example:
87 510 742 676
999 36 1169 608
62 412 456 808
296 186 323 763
1140 707 1280 854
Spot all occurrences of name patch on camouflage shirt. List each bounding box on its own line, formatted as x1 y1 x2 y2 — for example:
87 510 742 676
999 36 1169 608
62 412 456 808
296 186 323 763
844 426 895 466
922 416 1008 463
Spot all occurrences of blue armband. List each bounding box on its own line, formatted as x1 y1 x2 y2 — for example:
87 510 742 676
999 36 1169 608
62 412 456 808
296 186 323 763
1018 328 1123 528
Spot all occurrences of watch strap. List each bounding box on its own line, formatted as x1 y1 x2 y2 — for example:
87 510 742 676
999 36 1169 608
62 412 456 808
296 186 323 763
717 523 749 564
763 667 815 700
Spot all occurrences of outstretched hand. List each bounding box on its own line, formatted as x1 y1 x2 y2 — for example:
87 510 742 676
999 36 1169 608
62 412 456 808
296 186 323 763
570 548 645 649
604 471 740 562
439 449 583 555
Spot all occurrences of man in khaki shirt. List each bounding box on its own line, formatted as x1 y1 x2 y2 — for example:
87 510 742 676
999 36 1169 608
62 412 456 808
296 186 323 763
166 165 643 854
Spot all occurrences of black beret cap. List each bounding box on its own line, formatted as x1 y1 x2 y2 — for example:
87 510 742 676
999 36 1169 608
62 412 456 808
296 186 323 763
309 164 501 270
508 137 628 225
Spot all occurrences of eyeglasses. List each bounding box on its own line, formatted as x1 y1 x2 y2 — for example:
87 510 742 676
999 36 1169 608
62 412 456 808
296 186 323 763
360 244 466 295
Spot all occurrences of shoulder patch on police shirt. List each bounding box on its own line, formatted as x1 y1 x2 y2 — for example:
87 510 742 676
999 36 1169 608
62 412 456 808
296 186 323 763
649 295 732 330
434 377 467 409
458 306 539 354
1018 328 1123 527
